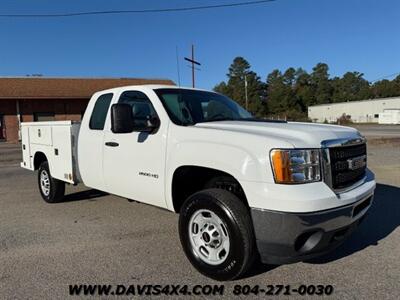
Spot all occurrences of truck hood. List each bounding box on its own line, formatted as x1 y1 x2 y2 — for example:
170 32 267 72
194 121 361 148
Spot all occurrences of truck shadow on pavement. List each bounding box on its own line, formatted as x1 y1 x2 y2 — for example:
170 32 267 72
62 189 109 202
306 183 400 264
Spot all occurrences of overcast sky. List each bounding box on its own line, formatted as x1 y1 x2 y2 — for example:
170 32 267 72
1 0 399 89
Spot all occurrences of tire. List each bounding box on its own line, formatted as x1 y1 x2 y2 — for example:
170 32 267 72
38 161 65 203
179 188 255 281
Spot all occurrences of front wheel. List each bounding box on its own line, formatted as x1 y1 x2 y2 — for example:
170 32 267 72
179 188 255 281
38 161 65 203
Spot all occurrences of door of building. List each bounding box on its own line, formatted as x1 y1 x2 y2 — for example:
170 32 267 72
0 114 5 140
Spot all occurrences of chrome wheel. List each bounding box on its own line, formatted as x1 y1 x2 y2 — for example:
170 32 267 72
188 209 230 265
40 170 50 196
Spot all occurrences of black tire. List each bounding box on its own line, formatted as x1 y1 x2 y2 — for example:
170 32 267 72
38 161 65 203
179 188 255 281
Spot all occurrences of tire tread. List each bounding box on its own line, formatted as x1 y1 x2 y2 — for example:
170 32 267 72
38 161 65 203
179 188 255 280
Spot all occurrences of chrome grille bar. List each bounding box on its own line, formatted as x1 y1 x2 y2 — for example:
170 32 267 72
321 136 367 194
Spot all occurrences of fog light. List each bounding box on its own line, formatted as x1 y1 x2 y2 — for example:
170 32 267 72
294 230 323 253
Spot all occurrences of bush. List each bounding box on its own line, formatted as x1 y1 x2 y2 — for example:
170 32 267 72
286 110 310 122
265 111 310 122
337 113 353 125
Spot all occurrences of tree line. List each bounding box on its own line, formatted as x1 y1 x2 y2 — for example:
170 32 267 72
214 57 400 121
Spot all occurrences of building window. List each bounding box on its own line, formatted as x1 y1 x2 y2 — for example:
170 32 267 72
89 93 113 130
374 114 379 118
34 112 55 122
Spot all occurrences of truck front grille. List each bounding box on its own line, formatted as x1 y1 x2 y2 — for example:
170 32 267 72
329 143 367 189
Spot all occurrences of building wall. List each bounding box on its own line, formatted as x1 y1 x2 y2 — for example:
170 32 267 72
0 100 18 142
308 97 400 123
0 98 89 143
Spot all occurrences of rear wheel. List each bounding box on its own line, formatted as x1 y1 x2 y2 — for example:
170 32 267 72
179 188 255 281
38 161 65 203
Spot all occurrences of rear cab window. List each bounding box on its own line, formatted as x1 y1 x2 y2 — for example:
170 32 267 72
89 93 113 130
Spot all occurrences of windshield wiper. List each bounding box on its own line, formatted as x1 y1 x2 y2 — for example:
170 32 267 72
198 117 237 123
195 117 263 124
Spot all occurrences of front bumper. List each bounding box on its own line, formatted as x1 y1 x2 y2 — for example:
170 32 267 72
251 193 373 264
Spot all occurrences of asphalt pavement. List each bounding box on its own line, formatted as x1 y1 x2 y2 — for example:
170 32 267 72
351 124 400 138
0 138 399 299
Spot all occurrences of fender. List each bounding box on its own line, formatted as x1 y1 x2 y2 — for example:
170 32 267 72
33 151 48 170
32 149 58 177
165 140 264 211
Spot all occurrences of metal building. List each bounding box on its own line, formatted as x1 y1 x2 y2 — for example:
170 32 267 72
308 97 400 123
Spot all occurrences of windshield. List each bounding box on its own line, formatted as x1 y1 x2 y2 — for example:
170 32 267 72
154 88 253 125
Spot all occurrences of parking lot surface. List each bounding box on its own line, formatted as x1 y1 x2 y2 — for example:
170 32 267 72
0 137 399 299
351 124 400 138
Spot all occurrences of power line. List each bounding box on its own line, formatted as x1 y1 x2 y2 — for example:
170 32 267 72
371 72 400 83
0 0 276 18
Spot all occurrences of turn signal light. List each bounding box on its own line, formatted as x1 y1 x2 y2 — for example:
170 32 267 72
270 149 321 184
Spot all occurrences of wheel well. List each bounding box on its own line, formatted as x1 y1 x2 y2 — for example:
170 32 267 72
171 166 248 213
33 152 47 170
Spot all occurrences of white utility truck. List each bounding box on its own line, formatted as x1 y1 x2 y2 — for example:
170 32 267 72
21 85 375 280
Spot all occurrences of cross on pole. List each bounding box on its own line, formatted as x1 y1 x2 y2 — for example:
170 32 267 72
184 44 201 88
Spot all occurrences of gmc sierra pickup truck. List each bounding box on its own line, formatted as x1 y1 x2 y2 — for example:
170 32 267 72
20 85 376 280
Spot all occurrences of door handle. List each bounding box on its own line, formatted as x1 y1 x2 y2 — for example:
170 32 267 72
105 142 119 147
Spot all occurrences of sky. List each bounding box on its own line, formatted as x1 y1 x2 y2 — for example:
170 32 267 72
0 0 399 89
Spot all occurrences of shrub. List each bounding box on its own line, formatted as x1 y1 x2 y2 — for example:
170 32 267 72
337 113 353 125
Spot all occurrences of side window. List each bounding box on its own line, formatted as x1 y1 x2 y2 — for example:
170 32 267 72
118 91 158 128
89 93 113 130
161 93 193 124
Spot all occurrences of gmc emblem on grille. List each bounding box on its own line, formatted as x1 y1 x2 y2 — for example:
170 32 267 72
347 155 367 170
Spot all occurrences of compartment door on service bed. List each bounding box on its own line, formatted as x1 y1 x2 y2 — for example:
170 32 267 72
102 90 166 208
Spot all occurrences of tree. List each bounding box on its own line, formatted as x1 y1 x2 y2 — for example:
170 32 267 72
265 69 285 114
331 72 371 102
310 63 332 105
371 77 400 98
213 81 231 97
266 67 310 120
283 68 303 115
214 58 400 121
214 57 266 116
293 68 314 110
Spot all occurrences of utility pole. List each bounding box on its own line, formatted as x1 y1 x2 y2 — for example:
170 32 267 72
244 74 249 110
184 44 201 88
175 46 181 86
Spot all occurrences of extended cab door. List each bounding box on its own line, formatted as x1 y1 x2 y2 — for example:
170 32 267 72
102 90 167 208
78 92 114 190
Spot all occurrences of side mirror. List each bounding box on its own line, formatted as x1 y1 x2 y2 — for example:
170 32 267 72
111 103 135 133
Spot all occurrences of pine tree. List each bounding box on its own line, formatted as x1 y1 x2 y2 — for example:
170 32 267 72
215 58 400 121
214 57 266 116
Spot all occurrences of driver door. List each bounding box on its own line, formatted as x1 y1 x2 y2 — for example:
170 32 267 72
102 90 167 208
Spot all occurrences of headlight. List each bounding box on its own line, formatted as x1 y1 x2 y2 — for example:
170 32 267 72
270 149 321 184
